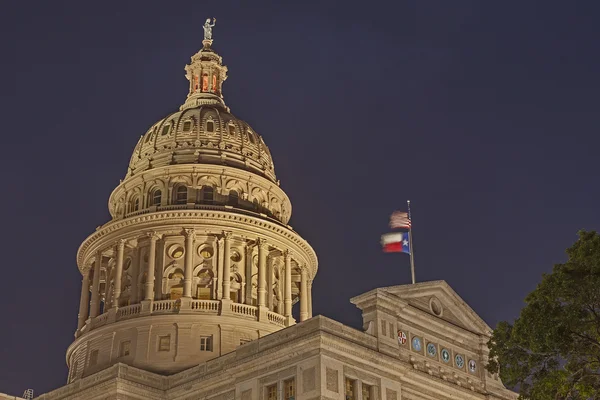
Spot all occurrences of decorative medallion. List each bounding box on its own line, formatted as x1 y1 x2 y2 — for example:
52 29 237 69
441 348 450 363
455 354 465 369
468 359 477 373
397 330 407 346
411 336 422 352
426 343 437 357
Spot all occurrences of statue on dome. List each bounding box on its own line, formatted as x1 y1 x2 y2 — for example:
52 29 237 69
203 18 216 41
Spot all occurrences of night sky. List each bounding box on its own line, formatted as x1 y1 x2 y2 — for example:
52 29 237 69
1 1 600 396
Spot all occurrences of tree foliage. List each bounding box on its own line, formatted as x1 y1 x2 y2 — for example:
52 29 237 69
487 231 600 399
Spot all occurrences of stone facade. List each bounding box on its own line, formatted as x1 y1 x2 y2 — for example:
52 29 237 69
0 32 517 400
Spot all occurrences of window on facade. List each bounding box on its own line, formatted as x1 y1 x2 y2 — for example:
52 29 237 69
206 120 214 132
362 384 372 400
133 197 139 212
266 384 277 400
202 74 209 91
200 335 213 351
158 335 171 352
175 186 188 204
201 186 214 204
194 75 199 91
345 378 356 400
183 121 192 132
228 124 236 136
212 74 217 92
247 130 256 143
119 341 131 357
89 349 99 366
284 378 295 400
228 190 239 206
152 189 162 206
161 125 171 136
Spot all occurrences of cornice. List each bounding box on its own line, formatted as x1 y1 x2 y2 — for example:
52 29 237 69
76 209 317 275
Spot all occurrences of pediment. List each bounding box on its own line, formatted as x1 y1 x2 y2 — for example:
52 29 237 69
381 280 491 336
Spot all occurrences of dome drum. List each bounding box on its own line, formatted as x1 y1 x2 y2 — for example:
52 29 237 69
110 164 291 224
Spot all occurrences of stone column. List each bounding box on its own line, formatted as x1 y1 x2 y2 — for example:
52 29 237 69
245 244 253 305
183 228 195 298
216 237 224 299
77 269 91 330
257 239 268 307
90 252 102 318
112 239 125 307
284 251 292 319
299 266 308 322
130 247 140 304
222 232 232 301
266 256 274 310
144 233 159 301
308 280 313 318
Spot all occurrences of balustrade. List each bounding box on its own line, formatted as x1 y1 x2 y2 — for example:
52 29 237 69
152 299 176 312
266 311 286 327
116 304 141 319
191 299 220 312
230 303 257 317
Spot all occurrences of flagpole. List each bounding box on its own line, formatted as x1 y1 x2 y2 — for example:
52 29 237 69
407 200 416 284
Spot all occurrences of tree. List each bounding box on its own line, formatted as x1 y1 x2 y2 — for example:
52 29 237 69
487 231 600 399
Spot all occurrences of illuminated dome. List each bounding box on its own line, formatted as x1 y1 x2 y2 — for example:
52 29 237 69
127 41 276 182
68 32 317 382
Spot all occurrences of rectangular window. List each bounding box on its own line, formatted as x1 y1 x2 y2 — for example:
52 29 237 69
362 384 372 400
158 335 171 352
284 378 295 400
381 320 387 337
119 340 131 357
345 378 356 400
89 349 99 366
200 335 213 352
266 384 277 400
161 125 170 135
183 121 192 132
388 322 394 339
206 121 214 132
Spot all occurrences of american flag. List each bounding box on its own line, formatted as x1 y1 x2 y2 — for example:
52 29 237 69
389 211 411 229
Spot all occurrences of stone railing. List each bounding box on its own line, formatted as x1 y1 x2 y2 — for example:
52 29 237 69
191 299 220 312
81 300 288 337
116 304 141 319
266 311 286 327
230 303 257 318
153 299 177 312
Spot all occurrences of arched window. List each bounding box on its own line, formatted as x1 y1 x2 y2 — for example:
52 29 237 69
202 74 209 91
252 198 259 211
182 121 192 132
201 186 214 204
175 186 188 205
194 75 199 91
228 190 239 206
129 196 139 213
212 74 217 92
151 189 162 206
206 120 214 133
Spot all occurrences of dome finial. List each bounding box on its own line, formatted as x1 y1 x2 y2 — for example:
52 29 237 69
202 17 216 48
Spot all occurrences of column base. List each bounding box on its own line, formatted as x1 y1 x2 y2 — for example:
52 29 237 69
285 315 296 327
140 299 153 315
220 298 233 315
257 305 269 322
107 307 118 323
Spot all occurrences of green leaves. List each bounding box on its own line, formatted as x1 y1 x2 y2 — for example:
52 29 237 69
487 231 600 400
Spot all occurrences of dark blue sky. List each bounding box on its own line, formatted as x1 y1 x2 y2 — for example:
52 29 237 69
1 0 599 396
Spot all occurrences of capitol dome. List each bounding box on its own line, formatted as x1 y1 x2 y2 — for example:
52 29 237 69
68 33 317 381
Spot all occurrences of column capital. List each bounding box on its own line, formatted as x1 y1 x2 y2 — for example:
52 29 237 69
184 228 196 238
283 249 293 261
256 238 269 250
299 265 309 275
147 231 162 241
222 231 233 240
116 238 126 249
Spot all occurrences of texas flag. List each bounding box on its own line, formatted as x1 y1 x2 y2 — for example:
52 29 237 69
381 232 410 254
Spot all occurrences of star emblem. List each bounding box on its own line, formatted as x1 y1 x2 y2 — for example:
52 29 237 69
403 240 409 246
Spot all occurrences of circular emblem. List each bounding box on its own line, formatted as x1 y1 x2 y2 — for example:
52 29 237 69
455 354 465 368
468 359 477 373
426 343 437 357
411 337 422 352
397 330 407 346
441 349 450 363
